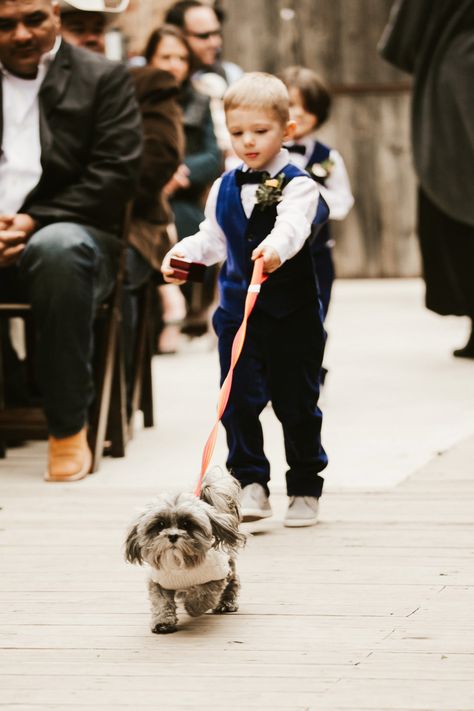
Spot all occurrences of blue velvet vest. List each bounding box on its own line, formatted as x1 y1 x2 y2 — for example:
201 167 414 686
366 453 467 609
215 163 320 318
306 141 331 248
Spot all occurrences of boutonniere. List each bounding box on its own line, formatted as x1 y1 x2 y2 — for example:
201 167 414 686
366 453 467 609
308 158 335 181
255 173 285 210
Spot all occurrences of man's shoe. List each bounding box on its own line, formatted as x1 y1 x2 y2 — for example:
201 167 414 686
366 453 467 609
45 427 92 482
284 496 319 527
240 483 272 522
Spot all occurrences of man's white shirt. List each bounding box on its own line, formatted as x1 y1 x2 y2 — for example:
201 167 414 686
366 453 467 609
178 149 320 266
0 36 61 214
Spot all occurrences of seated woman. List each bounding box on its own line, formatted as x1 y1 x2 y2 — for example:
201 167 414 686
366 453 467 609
144 24 222 337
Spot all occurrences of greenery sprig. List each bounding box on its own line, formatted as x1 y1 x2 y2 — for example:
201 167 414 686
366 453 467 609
255 173 285 210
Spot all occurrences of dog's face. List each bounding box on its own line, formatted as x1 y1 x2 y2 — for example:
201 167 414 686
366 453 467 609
125 490 242 570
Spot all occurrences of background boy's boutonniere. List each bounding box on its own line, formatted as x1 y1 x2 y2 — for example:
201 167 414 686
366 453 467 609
255 173 285 210
309 158 335 182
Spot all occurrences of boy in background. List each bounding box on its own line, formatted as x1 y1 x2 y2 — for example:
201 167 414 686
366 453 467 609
281 66 354 322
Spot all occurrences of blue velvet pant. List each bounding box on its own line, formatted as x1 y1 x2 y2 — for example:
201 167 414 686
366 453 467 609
0 222 119 438
213 303 327 497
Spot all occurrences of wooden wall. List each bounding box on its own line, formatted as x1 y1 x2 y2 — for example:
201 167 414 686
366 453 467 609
120 0 420 277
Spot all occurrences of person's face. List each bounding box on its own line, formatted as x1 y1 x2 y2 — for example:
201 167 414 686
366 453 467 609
60 11 106 54
0 0 60 78
226 106 296 171
150 34 189 85
288 86 318 140
183 5 221 68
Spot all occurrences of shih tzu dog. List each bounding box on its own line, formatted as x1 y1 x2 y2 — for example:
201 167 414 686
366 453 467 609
125 468 245 634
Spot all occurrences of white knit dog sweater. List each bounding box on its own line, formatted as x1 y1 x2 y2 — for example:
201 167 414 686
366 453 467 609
150 549 230 590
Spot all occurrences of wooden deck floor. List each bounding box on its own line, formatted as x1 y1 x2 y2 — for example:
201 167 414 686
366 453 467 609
1 434 474 710
1 280 474 710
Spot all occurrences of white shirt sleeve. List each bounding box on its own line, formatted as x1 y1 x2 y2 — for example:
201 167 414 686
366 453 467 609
318 149 354 221
176 178 227 266
258 176 320 264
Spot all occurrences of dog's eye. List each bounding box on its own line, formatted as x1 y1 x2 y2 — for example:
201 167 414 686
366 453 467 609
179 520 190 530
147 520 166 535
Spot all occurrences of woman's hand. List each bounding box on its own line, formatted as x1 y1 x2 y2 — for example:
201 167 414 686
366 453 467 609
161 248 187 284
163 164 191 197
251 244 281 274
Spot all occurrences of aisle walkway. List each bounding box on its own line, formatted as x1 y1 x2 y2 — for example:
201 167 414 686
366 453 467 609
1 279 474 710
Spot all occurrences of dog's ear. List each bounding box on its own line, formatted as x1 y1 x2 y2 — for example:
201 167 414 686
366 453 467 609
124 523 143 565
205 506 246 550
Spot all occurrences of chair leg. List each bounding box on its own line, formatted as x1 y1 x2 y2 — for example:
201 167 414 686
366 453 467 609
89 307 119 473
106 324 127 457
141 323 154 428
129 283 154 436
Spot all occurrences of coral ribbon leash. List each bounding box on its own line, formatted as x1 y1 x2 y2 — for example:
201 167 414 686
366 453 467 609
194 257 268 496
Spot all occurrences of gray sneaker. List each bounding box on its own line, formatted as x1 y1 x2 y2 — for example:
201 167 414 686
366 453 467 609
240 483 272 522
284 496 319 527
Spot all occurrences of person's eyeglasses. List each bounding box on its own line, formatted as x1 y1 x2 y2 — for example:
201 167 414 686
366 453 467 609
185 29 222 40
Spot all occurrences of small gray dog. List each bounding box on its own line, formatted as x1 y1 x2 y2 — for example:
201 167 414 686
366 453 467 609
125 468 245 634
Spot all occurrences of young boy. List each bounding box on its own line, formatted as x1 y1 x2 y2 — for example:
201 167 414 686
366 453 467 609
162 72 327 527
280 66 354 321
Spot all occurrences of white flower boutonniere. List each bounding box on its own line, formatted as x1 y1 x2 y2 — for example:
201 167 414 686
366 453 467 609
255 173 285 210
309 158 335 181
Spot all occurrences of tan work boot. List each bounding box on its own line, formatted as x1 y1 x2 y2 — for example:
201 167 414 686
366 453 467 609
45 427 92 482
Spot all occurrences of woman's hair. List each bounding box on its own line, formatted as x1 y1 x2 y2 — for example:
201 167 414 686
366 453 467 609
223 72 290 125
143 24 191 66
279 66 331 127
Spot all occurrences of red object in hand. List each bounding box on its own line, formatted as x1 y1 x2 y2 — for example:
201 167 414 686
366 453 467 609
170 257 206 283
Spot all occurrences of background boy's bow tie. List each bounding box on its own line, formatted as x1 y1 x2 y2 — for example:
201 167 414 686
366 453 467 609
235 170 270 186
285 144 306 155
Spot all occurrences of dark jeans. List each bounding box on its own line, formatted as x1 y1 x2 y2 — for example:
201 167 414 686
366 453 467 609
213 303 327 498
0 222 119 438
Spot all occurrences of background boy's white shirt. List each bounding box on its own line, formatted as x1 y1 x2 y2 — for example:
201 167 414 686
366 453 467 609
177 149 319 266
287 138 354 221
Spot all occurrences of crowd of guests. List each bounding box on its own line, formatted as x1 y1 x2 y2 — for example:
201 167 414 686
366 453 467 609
0 0 354 504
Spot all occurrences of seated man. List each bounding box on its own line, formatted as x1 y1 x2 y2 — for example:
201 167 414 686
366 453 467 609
58 0 185 364
0 0 142 481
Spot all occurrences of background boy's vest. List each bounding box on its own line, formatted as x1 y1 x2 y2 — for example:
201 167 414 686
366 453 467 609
216 163 319 319
305 141 331 249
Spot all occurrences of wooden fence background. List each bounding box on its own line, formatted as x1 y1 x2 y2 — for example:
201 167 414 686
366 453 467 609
119 0 420 278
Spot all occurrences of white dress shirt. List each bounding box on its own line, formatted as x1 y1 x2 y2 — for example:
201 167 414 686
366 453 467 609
0 37 61 215
286 137 354 220
178 149 320 266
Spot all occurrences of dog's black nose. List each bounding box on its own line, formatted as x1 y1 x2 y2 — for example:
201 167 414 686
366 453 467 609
168 534 179 543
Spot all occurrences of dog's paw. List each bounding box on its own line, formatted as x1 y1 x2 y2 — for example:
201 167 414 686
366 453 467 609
152 623 178 634
213 601 239 614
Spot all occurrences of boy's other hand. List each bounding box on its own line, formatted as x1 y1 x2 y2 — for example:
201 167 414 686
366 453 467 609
251 244 281 273
162 248 187 284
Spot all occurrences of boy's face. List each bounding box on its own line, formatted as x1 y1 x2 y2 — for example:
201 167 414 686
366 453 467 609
226 106 295 170
288 87 318 140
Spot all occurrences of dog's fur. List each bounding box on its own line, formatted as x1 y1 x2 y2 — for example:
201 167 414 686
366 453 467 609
125 468 245 634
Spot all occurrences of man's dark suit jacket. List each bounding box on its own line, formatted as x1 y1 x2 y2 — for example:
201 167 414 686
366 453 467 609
0 40 143 236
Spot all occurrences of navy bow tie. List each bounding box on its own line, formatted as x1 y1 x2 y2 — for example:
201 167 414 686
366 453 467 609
285 144 306 155
235 170 270 187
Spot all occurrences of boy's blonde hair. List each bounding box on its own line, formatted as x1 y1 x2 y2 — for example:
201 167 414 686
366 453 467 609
224 72 290 125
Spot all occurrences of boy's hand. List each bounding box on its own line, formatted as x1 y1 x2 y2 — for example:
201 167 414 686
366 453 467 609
161 248 187 284
251 244 281 274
